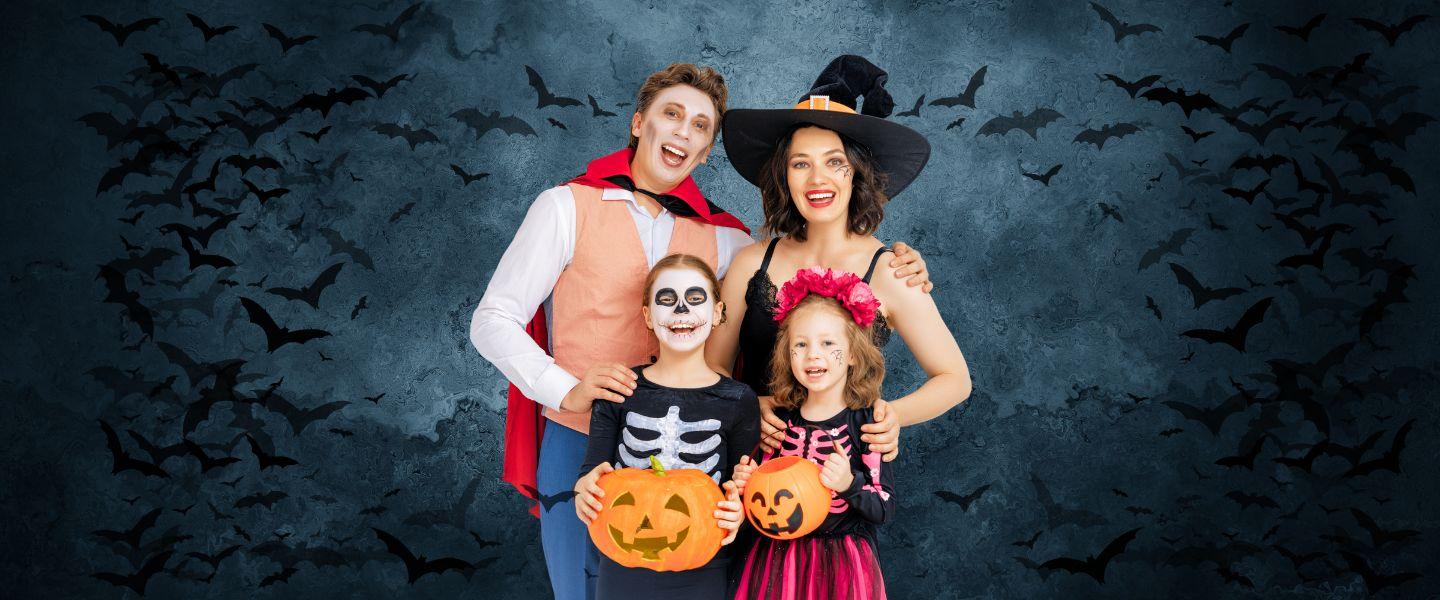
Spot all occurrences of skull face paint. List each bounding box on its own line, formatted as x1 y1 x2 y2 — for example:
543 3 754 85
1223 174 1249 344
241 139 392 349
648 268 714 353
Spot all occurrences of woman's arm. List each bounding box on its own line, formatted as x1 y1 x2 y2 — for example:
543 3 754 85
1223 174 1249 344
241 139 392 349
871 253 973 426
705 241 764 377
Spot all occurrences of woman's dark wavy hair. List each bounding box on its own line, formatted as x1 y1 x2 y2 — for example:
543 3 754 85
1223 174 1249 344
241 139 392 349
757 124 891 241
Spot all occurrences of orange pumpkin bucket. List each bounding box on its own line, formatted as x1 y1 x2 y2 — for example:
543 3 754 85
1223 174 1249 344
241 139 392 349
588 456 727 571
741 455 831 540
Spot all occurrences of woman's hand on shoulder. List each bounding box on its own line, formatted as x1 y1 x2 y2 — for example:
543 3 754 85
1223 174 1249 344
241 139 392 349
859 399 901 462
888 241 932 294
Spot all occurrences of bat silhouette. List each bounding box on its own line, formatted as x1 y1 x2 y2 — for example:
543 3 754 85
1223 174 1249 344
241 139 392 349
223 154 282 175
1179 125 1213 143
587 94 617 117
525 66 582 108
934 484 992 511
1073 122 1141 149
352 2 423 42
450 164 490 186
896 95 924 117
1344 418 1415 477
1020 162 1063 185
389 201 416 223
1194 23 1249 53
1349 15 1430 47
450 108 537 138
241 178 290 206
1231 153 1287 174
1350 508 1419 548
100 419 168 478
1140 87 1220 117
1012 530 1043 549
1039 527 1141 583
1145 296 1163 321
1168 263 1245 308
1225 111 1296 145
352 73 413 98
1161 393 1246 438
262 23 318 54
977 108 1064 140
1276 230 1335 270
239 297 332 351
1098 73 1160 98
1090 2 1161 42
245 434 299 469
97 265 155 339
1137 228 1195 271
1275 13 1326 41
262 394 350 436
1343 143 1415 193
291 86 371 117
1221 178 1270 204
1215 435 1267 469
158 214 239 250
1340 550 1422 594
930 65 988 108
260 566 299 587
234 490 288 509
946 116 966 130
520 484 579 512
1031 473 1107 529
183 439 240 473
266 263 344 309
373 527 475 583
82 15 162 47
1181 296 1273 352
300 125 332 142
185 13 237 42
320 227 375 270
361 504 388 516
91 507 164 551
91 550 173 595
372 123 439 150
218 110 290 147
352 295 369 319
547 117 568 130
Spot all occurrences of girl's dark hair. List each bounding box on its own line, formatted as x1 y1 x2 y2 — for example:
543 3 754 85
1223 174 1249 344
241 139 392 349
757 125 891 241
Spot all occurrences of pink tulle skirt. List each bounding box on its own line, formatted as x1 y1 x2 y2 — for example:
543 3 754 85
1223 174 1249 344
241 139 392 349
734 534 886 600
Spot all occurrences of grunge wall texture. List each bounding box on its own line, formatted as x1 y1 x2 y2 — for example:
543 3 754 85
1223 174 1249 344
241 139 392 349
3 0 1438 597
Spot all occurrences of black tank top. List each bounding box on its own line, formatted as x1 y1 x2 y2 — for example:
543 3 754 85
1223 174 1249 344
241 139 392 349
736 237 893 395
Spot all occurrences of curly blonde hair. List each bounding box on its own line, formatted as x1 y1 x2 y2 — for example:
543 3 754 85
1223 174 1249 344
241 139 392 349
768 295 884 411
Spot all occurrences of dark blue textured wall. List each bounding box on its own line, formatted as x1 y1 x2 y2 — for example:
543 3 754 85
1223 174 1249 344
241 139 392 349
3 0 1438 597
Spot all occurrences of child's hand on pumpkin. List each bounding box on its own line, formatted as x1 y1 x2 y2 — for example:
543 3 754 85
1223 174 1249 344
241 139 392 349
730 455 757 490
716 480 744 545
819 439 854 493
574 462 614 525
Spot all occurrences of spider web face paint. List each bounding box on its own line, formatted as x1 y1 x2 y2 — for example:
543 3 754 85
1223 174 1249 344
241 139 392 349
648 268 714 353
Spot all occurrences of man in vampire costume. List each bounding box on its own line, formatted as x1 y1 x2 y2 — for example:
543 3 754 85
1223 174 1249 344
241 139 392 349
469 62 929 599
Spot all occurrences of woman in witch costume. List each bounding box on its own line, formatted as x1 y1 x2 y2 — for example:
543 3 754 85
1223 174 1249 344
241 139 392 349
707 55 972 462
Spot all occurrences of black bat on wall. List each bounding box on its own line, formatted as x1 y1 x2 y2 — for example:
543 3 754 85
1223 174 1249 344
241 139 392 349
266 263 344 309
1180 296 1273 352
1038 527 1141 583
353 73 413 98
262 23 318 54
82 15 162 47
525 66 583 108
373 528 476 583
1090 3 1161 42
977 108 1064 139
239 297 332 351
352 2 423 43
450 108 537 138
1349 15 1430 47
1140 86 1220 117
930 65 988 108
185 13 237 42
372 123 439 150
1195 23 1250 53
1275 13 1326 41
1073 122 1141 149
1098 73 1160 98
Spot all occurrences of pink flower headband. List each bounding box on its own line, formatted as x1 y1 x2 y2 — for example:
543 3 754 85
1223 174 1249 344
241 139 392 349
773 267 882 328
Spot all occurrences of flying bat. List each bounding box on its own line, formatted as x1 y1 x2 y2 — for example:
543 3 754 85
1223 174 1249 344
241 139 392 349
185 13 237 42
372 123 439 150
1195 23 1250 53
352 2 422 43
930 65 988 108
97 265 155 340
291 86 371 117
373 527 476 583
91 550 173 596
1140 86 1220 117
977 108 1064 140
588 94 617 117
896 95 924 117
1275 14 1326 41
450 164 489 186
262 394 350 436
1137 227 1195 271
519 484 579 512
262 23 318 54
1073 122 1141 150
245 434 299 469
239 297 331 352
99 420 168 478
1039 527 1142 583
82 15 163 47
1098 73 1160 98
1349 15 1430 47
1020 162 1063 185
525 65 583 108
1090 2 1162 42
1181 296 1273 352
234 490 288 509
450 108 537 138
352 73 413 98
934 484 992 511
266 262 344 309
1168 262 1246 309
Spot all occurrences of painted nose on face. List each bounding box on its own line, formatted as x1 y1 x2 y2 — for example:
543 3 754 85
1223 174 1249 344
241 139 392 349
674 302 689 314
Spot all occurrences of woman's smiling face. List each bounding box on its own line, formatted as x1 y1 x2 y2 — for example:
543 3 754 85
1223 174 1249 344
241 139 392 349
785 126 853 227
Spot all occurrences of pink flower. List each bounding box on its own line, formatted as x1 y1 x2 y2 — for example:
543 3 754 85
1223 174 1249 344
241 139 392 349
773 266 882 328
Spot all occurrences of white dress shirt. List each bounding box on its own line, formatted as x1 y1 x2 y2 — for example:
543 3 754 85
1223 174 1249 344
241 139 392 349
470 184 754 410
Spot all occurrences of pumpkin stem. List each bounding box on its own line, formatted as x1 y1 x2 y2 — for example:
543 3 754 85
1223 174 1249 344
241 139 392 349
649 455 666 476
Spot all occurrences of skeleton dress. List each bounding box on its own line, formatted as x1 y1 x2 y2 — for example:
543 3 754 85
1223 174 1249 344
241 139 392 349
735 405 896 600
580 366 761 599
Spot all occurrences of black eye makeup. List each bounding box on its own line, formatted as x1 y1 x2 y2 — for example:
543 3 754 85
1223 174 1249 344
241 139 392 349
654 288 678 306
684 286 708 305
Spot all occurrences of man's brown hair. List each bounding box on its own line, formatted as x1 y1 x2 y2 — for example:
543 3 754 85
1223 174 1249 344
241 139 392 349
628 63 728 150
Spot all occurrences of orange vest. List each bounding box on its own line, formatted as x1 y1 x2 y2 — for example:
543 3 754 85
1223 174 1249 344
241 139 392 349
544 184 720 433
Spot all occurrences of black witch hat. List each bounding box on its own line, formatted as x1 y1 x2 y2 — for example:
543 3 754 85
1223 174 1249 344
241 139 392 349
722 55 931 198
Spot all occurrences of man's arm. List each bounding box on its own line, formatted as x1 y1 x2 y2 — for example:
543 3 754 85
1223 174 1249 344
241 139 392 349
714 226 756 280
469 186 577 411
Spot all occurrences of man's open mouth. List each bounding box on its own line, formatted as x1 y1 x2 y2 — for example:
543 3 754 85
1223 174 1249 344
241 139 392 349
661 144 688 167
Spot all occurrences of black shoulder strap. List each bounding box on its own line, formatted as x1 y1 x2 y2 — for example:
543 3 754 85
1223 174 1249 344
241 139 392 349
862 245 890 283
759 237 781 273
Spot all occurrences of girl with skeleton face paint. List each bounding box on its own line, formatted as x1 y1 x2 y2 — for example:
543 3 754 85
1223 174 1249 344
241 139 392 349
574 254 761 597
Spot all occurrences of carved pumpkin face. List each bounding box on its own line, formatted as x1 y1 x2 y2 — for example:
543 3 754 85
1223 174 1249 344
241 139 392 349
742 456 831 540
588 458 726 571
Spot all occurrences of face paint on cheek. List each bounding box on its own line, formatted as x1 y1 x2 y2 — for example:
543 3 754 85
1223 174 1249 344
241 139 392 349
834 164 852 179
830 349 844 362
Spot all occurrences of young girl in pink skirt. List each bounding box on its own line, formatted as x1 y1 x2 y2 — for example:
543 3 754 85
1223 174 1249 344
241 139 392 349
730 267 896 600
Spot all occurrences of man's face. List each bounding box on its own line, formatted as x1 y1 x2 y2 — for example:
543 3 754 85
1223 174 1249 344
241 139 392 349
644 267 716 354
630 84 716 192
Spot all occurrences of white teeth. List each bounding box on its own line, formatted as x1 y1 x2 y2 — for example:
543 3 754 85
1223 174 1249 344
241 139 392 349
807 191 834 200
662 145 688 159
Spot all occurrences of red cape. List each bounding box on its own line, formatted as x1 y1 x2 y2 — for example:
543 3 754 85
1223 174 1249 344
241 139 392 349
501 149 750 517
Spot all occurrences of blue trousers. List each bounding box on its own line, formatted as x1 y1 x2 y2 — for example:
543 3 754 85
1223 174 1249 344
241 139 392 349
537 420 600 600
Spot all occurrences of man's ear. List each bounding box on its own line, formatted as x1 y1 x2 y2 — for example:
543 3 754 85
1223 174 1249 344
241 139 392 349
698 143 713 164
